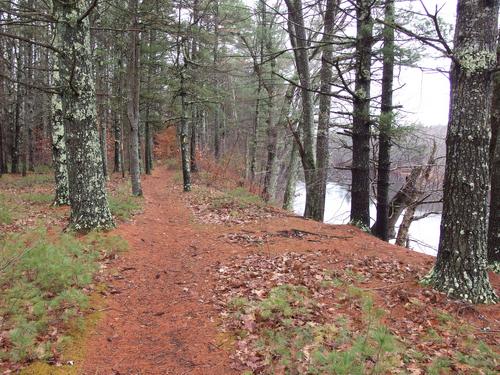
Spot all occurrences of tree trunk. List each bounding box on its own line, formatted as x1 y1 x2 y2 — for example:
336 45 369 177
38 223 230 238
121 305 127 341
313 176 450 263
54 0 114 231
25 33 34 173
189 8 199 174
127 0 142 196
113 110 122 173
248 80 261 182
0 32 4 177
373 0 395 241
190 106 197 173
283 135 300 211
213 0 222 160
350 0 373 227
315 0 336 222
11 44 23 174
113 58 123 173
145 116 153 175
180 73 191 192
50 51 70 206
100 117 108 179
487 47 499 265
284 0 319 220
395 204 416 247
423 0 498 303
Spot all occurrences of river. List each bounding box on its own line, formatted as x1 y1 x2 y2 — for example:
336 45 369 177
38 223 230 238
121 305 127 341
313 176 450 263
293 182 441 256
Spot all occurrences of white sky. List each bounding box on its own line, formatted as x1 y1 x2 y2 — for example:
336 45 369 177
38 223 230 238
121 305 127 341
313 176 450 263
396 0 457 127
245 0 459 127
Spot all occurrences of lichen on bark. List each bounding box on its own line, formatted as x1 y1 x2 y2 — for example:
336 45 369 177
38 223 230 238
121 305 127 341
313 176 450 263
425 0 498 304
53 0 114 231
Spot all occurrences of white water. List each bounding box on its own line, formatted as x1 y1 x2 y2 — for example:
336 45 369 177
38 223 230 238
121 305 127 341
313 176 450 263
293 181 440 256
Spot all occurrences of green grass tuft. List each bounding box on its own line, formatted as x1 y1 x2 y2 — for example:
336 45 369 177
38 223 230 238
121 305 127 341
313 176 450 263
20 192 54 204
0 227 127 363
108 183 143 220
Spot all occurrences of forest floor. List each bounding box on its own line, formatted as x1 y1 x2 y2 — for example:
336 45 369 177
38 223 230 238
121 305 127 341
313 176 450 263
76 163 499 375
1 133 499 374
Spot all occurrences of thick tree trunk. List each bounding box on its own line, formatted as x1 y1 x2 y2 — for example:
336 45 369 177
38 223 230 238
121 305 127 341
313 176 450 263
54 0 114 231
373 0 395 241
127 0 142 196
350 0 373 227
50 51 70 206
487 48 499 265
424 0 498 303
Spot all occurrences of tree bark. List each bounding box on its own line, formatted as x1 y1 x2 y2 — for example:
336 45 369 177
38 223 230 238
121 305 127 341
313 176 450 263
180 72 191 192
395 204 416 247
350 0 374 227
315 0 336 222
190 106 197 173
283 133 300 211
488 47 500 264
54 0 114 231
424 0 498 303
11 44 23 174
248 78 261 182
284 0 320 220
50 51 70 206
127 0 142 196
373 0 395 241
213 0 222 160
113 58 123 173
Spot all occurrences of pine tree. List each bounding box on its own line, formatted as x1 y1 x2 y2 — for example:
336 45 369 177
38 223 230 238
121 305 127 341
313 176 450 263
423 0 499 303
53 0 114 231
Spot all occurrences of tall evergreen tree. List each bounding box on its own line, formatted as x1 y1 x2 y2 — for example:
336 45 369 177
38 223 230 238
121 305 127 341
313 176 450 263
373 0 395 240
423 0 499 303
53 0 114 231
350 0 374 227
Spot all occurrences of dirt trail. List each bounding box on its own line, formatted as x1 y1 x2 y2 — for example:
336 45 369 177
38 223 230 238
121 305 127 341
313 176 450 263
82 167 238 375
81 163 499 374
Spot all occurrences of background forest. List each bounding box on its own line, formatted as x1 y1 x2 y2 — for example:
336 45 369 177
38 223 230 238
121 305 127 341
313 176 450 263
0 0 499 372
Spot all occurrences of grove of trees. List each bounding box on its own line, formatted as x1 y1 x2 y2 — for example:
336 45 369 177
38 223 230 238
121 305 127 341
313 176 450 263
0 0 498 303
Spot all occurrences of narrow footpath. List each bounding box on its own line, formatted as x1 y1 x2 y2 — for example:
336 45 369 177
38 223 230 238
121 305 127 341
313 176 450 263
82 166 238 375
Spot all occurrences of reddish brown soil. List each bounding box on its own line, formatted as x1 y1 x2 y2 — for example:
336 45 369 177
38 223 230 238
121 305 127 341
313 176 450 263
81 166 499 374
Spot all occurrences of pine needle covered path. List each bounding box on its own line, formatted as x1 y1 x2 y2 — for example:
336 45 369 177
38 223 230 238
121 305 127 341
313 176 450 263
81 165 499 375
82 166 238 374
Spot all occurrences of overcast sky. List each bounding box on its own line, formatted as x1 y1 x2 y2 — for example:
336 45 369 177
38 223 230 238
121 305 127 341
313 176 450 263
396 0 457 127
